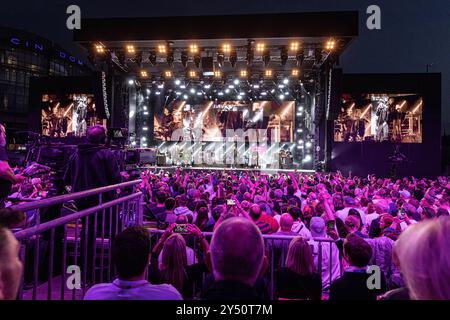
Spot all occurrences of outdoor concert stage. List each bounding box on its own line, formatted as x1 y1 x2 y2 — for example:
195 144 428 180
145 165 316 174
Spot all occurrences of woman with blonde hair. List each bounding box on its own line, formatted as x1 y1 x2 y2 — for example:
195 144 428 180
393 216 450 300
150 224 209 299
275 237 322 300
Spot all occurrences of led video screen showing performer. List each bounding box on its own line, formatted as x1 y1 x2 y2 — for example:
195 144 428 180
334 93 423 143
154 100 295 142
40 94 107 137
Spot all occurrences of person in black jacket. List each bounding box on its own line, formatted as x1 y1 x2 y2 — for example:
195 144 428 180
330 234 386 300
64 125 122 283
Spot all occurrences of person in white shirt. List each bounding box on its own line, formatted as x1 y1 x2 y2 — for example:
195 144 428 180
308 217 341 294
335 196 366 225
84 226 182 300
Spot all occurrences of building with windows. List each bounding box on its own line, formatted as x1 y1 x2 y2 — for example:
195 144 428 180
0 27 91 138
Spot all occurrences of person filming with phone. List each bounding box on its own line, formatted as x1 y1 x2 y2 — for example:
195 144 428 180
150 220 209 298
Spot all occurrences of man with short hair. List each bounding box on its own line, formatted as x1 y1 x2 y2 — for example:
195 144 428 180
84 226 182 300
64 125 122 282
164 197 177 224
204 217 266 300
249 204 277 234
267 213 297 268
149 191 168 221
330 234 386 300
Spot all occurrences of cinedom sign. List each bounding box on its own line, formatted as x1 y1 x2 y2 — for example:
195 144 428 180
9 36 84 66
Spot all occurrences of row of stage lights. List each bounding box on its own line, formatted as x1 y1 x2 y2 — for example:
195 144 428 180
94 39 336 71
129 76 306 102
139 68 300 80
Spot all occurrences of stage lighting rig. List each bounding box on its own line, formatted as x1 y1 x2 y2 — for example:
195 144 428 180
167 49 175 67
148 51 157 65
246 41 254 66
314 48 322 64
230 50 238 68
217 51 225 68
181 51 189 68
296 51 305 67
280 46 288 66
194 54 201 68
262 49 270 67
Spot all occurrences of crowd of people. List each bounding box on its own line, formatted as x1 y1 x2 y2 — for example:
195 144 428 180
1 126 450 300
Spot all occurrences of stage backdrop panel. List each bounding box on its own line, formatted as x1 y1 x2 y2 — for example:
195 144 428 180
328 72 441 178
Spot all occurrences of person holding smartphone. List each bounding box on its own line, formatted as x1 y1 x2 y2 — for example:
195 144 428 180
150 223 209 298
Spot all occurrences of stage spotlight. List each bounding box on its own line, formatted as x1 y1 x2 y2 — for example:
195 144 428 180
225 88 230 94
189 70 197 78
240 70 248 78
279 94 285 100
303 155 312 162
167 50 174 67
128 79 134 85
214 70 222 78
181 51 189 68
230 50 238 68
145 89 150 95
325 39 335 51
126 44 135 54
190 88 196 94
234 78 240 85
164 70 172 78
189 44 199 54
256 42 265 52
292 69 300 77
218 91 224 96
280 46 288 66
95 43 105 53
175 79 181 86
183 94 188 100
158 44 167 54
140 70 148 78
262 49 271 67
264 69 273 78
217 52 224 68
290 41 300 52
149 51 157 65
253 84 260 89
283 78 289 85
305 141 312 148
196 91 202 96
261 91 267 96
222 43 231 53
155 91 161 95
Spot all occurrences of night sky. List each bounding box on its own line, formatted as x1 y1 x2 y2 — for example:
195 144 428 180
1 0 449 131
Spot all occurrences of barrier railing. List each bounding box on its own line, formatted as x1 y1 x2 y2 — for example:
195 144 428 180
148 230 343 300
12 180 143 300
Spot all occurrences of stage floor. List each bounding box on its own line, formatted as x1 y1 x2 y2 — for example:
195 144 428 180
140 165 315 174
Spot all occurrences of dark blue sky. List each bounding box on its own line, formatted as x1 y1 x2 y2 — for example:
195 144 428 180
2 0 449 131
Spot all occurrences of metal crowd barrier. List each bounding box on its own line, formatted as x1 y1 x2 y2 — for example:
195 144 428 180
12 180 143 300
148 230 343 300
